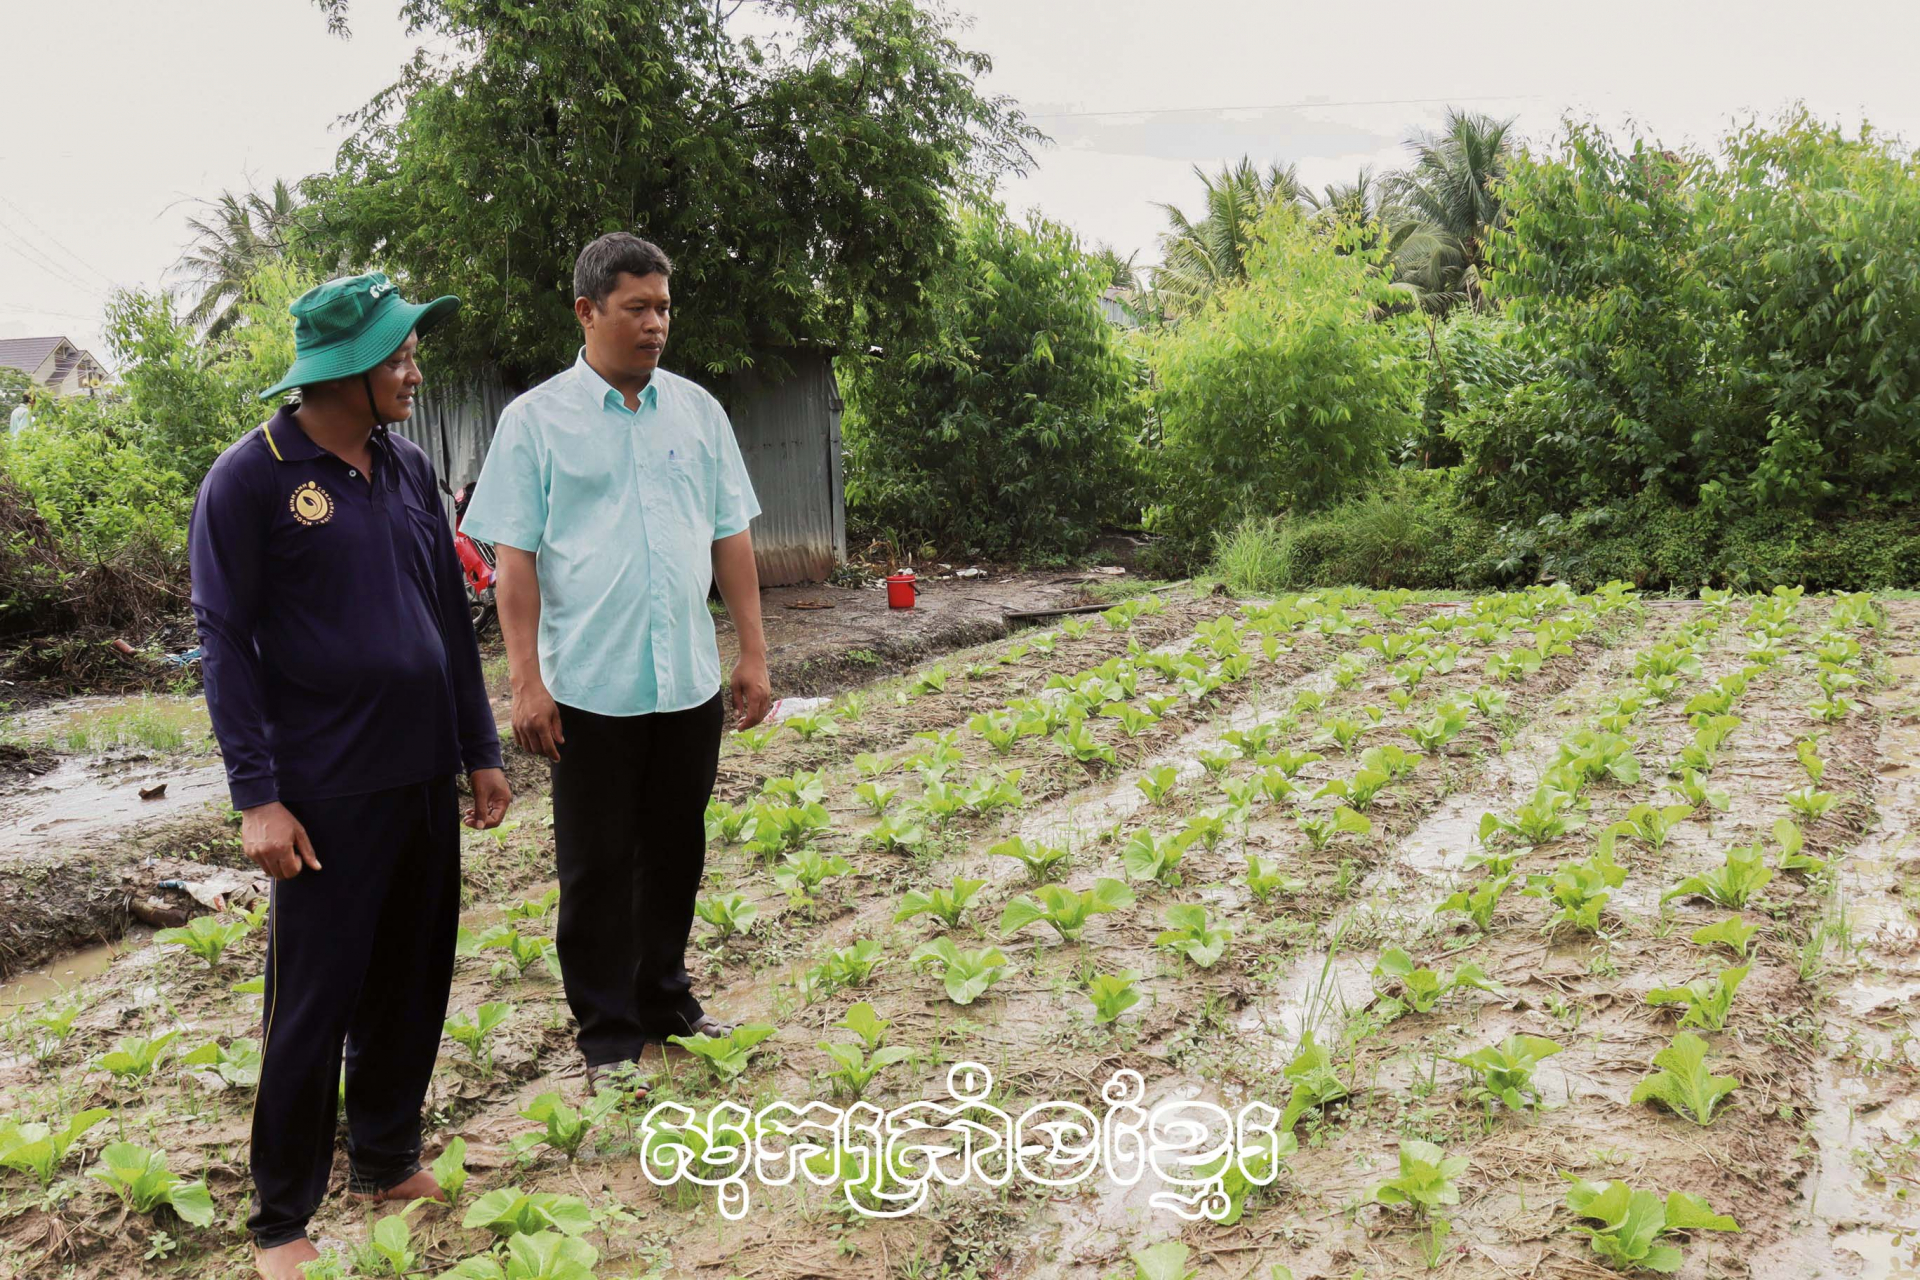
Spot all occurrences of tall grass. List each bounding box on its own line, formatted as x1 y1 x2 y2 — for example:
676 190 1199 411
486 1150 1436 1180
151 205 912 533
1212 517 1295 596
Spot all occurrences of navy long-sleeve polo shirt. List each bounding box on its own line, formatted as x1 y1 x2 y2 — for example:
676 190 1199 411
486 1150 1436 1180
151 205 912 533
189 407 503 810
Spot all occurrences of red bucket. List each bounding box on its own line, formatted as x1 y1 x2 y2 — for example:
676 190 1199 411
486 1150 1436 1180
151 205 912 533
886 570 917 610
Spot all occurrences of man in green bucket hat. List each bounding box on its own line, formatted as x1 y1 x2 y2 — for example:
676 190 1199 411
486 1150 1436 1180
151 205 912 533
189 271 514 1280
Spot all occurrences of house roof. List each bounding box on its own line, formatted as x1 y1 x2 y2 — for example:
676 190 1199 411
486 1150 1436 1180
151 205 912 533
0 336 66 378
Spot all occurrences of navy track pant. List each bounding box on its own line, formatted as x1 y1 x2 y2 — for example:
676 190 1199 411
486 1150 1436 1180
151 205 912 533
246 776 460 1248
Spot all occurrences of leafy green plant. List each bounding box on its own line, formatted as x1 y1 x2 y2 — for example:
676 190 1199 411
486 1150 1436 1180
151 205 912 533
1103 702 1161 737
1372 948 1499 1015
989 835 1069 882
1690 916 1759 960
703 799 756 845
1783 785 1839 821
1192 1126 1298 1226
504 888 560 923
511 1091 620 1162
1524 843 1628 934
865 813 930 854
909 939 1009 1005
834 1002 892 1050
817 1041 913 1098
1372 1140 1467 1215
1000 879 1135 943
1436 874 1515 934
1481 784 1585 845
445 1003 514 1072
1153 903 1232 968
99 1031 181 1084
853 781 898 816
910 665 949 695
0 1107 111 1187
894 877 985 929
734 724 779 753
783 708 839 741
852 752 892 778
1405 704 1469 754
666 1024 777 1083
811 940 889 991
154 915 251 968
1196 747 1237 778
88 1143 214 1226
431 1137 469 1206
1121 828 1190 886
461 1187 594 1239
1278 1032 1350 1131
181 1036 263 1089
1608 803 1693 850
1135 765 1181 807
1297 805 1372 850
1665 768 1730 812
1052 721 1116 769
1794 736 1826 785
1563 1177 1738 1274
1631 1032 1739 1125
1259 746 1322 778
1451 1034 1563 1112
1083 970 1144 1024
694 894 759 941
774 848 852 905
1128 1240 1196 1280
1663 843 1773 909
1314 709 1380 754
364 1211 419 1276
1244 853 1305 904
969 710 1023 755
1646 965 1748 1031
960 769 1026 815
1313 766 1391 812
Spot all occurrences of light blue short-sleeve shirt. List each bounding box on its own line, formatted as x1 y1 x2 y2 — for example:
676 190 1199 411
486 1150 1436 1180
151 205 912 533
461 350 761 717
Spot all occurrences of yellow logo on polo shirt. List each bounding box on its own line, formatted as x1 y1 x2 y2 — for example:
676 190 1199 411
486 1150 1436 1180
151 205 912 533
289 482 334 526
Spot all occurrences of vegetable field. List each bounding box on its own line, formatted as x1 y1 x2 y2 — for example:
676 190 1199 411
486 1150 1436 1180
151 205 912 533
3 586 1917 1279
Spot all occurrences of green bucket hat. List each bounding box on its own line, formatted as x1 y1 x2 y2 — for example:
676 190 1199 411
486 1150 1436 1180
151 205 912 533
258 271 460 400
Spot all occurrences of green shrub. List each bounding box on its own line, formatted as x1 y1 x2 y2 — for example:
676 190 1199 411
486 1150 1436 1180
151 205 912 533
842 201 1142 559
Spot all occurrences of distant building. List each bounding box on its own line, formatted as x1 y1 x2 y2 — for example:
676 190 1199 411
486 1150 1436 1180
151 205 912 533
0 336 107 397
1100 287 1142 329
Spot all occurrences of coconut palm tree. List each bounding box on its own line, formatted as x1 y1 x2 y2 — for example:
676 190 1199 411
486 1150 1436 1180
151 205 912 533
1151 157 1306 317
175 179 303 337
1091 241 1142 290
1385 110 1515 311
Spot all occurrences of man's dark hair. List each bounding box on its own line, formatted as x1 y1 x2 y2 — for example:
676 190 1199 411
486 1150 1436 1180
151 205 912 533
573 233 673 307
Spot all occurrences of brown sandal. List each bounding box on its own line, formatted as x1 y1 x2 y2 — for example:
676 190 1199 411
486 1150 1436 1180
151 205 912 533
584 1060 651 1102
686 1014 739 1038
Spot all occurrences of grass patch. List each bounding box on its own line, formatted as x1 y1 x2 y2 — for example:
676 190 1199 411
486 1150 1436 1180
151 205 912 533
38 696 211 755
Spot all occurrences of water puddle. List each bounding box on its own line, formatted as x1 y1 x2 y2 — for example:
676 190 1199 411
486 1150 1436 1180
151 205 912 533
0 755 229 856
0 935 125 1007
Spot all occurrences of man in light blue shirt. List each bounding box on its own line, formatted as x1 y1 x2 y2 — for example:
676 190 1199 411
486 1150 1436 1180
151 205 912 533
462 233 770 1098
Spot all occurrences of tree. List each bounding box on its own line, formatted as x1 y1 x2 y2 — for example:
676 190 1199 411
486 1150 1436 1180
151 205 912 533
840 203 1142 558
175 180 304 337
1147 204 1419 548
1386 110 1515 311
1151 158 1306 318
297 0 1037 390
1092 242 1141 290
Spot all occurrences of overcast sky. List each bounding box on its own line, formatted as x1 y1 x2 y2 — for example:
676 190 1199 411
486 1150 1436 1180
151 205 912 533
5 0 1919 365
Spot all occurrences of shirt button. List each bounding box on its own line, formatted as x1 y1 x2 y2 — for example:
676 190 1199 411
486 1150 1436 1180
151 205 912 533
348 469 358 477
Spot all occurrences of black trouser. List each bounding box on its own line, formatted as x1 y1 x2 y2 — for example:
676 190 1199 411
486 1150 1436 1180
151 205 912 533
247 777 460 1249
552 693 724 1066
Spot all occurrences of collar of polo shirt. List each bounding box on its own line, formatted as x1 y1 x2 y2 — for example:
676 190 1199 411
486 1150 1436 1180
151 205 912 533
573 347 658 413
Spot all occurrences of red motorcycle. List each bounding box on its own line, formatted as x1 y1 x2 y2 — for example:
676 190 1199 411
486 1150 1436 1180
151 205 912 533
441 479 497 633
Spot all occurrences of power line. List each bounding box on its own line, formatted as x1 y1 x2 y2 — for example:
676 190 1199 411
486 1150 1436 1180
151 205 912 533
1029 91 1539 121
0 192 119 290
0 225 105 300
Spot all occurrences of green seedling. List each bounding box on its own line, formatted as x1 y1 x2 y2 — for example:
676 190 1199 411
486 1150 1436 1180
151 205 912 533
1192 1126 1298 1226
1563 1176 1739 1274
1219 777 1259 812
1554 729 1643 787
909 939 1009 1005
1135 765 1181 807
816 940 888 989
694 893 759 940
461 1187 594 1239
0 1107 111 1187
774 848 852 904
89 1143 214 1227
1181 810 1229 852
99 1031 181 1084
1608 803 1693 850
748 800 831 853
430 1136 468 1205
853 781 898 816
482 927 554 979
852 752 892 778
704 799 756 845
761 768 829 805
1405 704 1469 754
1372 948 1499 1015
989 836 1069 883
503 887 560 923
1314 710 1379 754
1665 768 1730 812
910 665 949 695
365 1210 418 1276
1259 746 1322 778
1664 843 1773 909
667 1024 777 1083
783 708 839 741
1524 844 1627 934
1436 874 1515 934
1153 903 1232 969
1631 1032 1739 1125
1485 647 1544 682
1278 1032 1349 1131
180 1036 262 1089
894 877 986 929
444 1003 513 1072
1372 1139 1467 1215
1690 916 1759 960
1083 970 1144 1024
1794 737 1826 785
154 915 251 968
1104 702 1161 737
1313 766 1390 812
834 1002 892 1050
1297 805 1372 851
1121 828 1190 886
960 770 1026 815
1646 965 1748 1031
1248 767 1297 807
1784 785 1839 821
1469 686 1511 718
1808 694 1856 723
1052 721 1116 769
511 1090 620 1161
1480 784 1585 845
1221 721 1282 760
1000 879 1135 943
1451 1034 1562 1112
1244 854 1305 904
865 814 930 854
734 724 779 753
1128 1240 1197 1280
817 1041 913 1097
969 710 1023 755
1195 748 1237 778
1772 818 1828 876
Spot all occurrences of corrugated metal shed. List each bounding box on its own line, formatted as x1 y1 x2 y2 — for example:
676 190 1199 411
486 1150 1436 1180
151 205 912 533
397 352 845 587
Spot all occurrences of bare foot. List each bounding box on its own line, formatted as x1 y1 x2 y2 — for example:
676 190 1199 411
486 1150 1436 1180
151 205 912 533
254 1238 319 1280
349 1167 446 1204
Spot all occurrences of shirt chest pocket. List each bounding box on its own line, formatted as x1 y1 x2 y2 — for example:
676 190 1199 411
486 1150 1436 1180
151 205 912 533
399 501 446 597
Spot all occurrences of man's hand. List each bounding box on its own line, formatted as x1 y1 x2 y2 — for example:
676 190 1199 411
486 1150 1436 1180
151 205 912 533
240 802 320 880
466 767 512 830
511 681 565 761
730 652 772 730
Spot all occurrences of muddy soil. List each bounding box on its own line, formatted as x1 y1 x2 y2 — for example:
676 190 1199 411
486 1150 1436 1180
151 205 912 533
1 588 1914 1280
